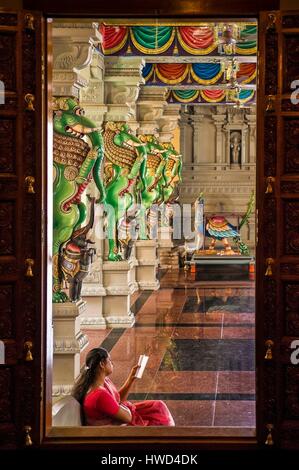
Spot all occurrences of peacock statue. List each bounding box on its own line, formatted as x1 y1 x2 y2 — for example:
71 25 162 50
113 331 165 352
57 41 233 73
205 191 255 255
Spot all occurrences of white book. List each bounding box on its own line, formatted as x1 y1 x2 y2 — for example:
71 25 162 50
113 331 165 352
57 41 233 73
134 354 149 379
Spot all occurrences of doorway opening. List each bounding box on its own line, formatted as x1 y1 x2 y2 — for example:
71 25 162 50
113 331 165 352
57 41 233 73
49 17 257 436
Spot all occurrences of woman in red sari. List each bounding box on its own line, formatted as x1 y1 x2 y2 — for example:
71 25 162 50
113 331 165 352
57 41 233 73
72 347 175 426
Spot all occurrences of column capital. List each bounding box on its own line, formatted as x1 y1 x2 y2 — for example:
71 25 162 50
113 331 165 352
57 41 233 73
104 57 145 122
52 23 100 98
158 104 181 143
136 86 167 136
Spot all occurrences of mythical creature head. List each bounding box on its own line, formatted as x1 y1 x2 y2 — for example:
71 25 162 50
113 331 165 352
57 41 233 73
53 97 101 138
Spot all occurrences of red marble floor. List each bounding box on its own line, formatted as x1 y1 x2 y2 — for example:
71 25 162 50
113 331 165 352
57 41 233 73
81 268 256 435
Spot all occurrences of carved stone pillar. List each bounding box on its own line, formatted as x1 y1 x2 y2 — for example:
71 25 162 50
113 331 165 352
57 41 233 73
81 203 107 329
135 240 160 290
179 112 193 164
158 104 181 143
102 260 136 328
52 23 100 98
104 56 145 124
101 58 145 308
72 48 108 329
192 113 205 163
246 113 256 164
79 51 107 124
135 86 167 280
136 86 167 136
53 25 109 330
53 301 89 400
213 114 226 165
156 104 181 269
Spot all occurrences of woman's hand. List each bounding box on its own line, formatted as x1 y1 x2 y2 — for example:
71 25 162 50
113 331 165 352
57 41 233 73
128 364 140 381
118 365 140 402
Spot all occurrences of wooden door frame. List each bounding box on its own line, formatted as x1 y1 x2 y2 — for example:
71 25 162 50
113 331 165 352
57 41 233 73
4 0 290 451
42 9 263 449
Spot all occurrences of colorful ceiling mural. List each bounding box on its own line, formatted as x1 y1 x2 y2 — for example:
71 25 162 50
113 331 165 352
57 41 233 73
99 24 257 56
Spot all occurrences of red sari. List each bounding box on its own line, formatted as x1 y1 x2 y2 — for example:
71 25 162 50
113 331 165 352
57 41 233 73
83 377 175 426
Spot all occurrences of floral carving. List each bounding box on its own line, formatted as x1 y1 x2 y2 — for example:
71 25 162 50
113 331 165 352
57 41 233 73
285 366 299 418
22 29 36 94
281 264 299 275
264 116 276 177
0 369 12 422
284 201 299 255
283 35 299 93
284 118 299 174
0 285 14 338
0 118 16 174
0 13 17 26
263 364 277 422
285 283 299 336
281 181 299 193
0 202 15 255
0 32 16 91
263 279 276 337
265 30 278 95
281 99 299 113
263 198 276 256
282 15 299 28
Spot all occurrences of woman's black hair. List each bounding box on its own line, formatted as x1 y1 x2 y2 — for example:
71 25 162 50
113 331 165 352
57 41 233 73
72 347 108 405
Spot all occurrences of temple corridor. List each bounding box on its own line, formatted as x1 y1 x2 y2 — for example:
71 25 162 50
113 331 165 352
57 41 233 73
81 268 255 434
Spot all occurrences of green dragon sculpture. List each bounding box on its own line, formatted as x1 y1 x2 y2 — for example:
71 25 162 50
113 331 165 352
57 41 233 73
161 143 182 204
103 122 147 260
53 97 105 303
137 135 169 239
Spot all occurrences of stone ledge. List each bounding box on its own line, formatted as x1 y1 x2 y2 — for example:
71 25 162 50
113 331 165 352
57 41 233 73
103 259 134 271
53 299 87 318
54 332 89 354
52 384 73 397
135 240 158 247
138 280 160 291
81 284 106 296
105 281 137 296
136 259 159 266
80 316 107 329
104 313 135 328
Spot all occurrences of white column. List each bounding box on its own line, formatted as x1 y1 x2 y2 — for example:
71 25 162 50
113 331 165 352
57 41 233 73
157 105 182 270
52 23 100 98
192 113 204 163
246 113 256 164
102 260 136 328
101 57 146 322
158 104 181 143
53 301 89 400
179 112 193 164
104 56 145 124
77 50 108 329
52 24 103 392
135 86 168 282
212 115 226 165
136 86 167 136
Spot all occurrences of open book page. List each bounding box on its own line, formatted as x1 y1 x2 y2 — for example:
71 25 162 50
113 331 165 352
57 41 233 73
134 354 149 379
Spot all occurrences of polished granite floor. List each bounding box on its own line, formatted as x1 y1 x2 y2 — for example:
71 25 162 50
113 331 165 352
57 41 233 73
81 268 256 434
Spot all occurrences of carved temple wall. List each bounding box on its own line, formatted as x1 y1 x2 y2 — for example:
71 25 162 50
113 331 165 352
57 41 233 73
179 105 256 250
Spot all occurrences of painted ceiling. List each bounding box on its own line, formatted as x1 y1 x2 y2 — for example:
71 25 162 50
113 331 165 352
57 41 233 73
98 23 257 106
